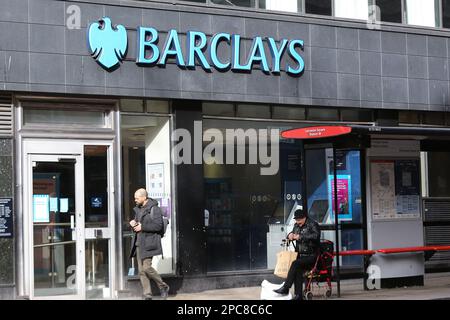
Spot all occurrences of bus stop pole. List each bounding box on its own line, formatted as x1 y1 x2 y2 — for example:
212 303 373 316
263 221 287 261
332 146 341 298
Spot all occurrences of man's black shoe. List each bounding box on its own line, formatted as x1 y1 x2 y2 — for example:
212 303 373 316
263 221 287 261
143 296 152 300
291 294 303 301
273 286 289 295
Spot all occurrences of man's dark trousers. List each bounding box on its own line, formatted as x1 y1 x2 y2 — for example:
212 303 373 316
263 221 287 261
284 256 317 297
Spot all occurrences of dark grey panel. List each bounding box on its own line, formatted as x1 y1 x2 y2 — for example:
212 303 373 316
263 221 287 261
180 12 212 34
66 28 88 56
408 56 428 79
0 22 29 52
212 70 246 95
181 69 212 93
311 72 337 99
278 22 309 45
0 238 14 285
381 32 406 54
361 75 381 102
246 71 279 97
29 0 65 25
66 55 106 86
0 140 12 157
65 85 106 95
359 29 381 52
29 84 66 93
337 74 360 101
279 73 298 97
144 63 182 91
30 53 65 85
4 51 29 83
428 57 448 81
429 80 449 106
245 18 277 39
427 36 447 58
311 47 337 72
105 87 145 97
0 156 12 196
104 5 142 29
143 9 180 31
211 15 245 36
337 28 358 51
407 34 427 56
382 54 407 78
337 50 359 74
65 1 104 29
0 0 28 23
297 72 312 98
311 25 336 48
408 79 429 105
360 51 381 76
383 77 408 103
30 25 65 54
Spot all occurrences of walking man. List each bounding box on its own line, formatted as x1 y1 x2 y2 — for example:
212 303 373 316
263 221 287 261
130 188 170 300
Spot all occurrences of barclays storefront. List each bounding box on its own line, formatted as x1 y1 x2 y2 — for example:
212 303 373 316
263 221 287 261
2 0 450 299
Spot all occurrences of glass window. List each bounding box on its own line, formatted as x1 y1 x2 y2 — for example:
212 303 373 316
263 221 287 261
260 0 300 12
236 104 271 118
376 0 403 23
405 0 438 27
443 0 450 28
23 108 108 128
335 0 369 20
203 103 235 117
399 111 421 124
428 152 450 197
121 114 174 276
307 108 339 121
203 119 303 272
146 100 170 114
423 112 446 126
305 0 332 16
211 0 255 7
120 99 144 113
341 109 374 122
272 106 306 120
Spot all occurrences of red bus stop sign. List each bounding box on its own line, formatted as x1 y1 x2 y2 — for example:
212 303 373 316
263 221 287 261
281 126 352 139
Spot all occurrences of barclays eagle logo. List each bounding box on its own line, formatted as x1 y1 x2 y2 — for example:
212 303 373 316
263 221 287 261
87 17 128 71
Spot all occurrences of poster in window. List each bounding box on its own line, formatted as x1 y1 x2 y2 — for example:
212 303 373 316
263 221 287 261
370 160 396 220
395 160 420 217
328 175 353 222
33 194 50 223
147 163 165 199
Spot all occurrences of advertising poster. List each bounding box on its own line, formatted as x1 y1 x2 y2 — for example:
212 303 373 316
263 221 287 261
328 175 352 222
147 163 165 199
370 160 396 220
395 160 420 217
33 194 50 223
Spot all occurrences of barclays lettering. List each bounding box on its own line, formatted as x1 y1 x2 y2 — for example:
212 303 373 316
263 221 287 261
88 17 305 75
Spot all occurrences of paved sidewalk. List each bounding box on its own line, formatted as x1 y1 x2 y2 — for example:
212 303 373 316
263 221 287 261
167 272 450 300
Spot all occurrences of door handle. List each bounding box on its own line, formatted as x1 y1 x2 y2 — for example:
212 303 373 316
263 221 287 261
70 215 75 230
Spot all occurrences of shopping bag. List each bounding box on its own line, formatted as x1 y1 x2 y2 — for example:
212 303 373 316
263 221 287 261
274 245 298 279
260 280 292 300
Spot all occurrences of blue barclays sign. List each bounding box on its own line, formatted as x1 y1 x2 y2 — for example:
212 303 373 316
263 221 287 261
87 17 305 76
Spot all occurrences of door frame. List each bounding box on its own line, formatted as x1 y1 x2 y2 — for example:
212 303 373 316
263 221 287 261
22 139 116 300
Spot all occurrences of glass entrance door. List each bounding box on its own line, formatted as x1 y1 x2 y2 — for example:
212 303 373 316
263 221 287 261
30 154 83 299
25 141 114 299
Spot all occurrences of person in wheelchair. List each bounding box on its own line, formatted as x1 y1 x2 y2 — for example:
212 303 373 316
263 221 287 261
274 208 320 300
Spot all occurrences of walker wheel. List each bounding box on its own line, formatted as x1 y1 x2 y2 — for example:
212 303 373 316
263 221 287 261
304 291 313 300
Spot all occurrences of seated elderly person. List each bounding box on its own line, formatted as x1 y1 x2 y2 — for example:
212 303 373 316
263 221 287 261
274 208 320 300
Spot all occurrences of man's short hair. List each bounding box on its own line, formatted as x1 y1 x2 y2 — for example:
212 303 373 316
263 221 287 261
135 188 148 198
